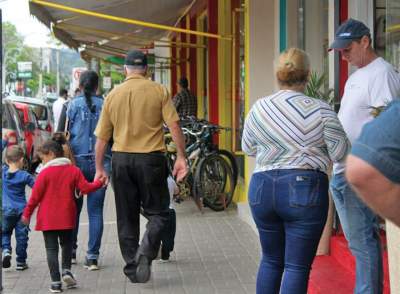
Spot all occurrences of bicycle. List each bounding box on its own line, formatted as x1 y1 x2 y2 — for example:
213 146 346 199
165 120 237 212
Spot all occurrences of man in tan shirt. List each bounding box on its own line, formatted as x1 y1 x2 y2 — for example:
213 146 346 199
94 50 187 283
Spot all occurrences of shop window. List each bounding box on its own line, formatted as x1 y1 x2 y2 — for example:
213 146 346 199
286 0 330 98
376 0 400 71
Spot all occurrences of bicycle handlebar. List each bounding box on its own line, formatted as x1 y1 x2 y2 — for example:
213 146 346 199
182 125 209 137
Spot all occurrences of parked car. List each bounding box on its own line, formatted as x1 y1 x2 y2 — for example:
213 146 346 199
2 99 26 148
6 96 54 138
12 101 45 165
2 99 28 164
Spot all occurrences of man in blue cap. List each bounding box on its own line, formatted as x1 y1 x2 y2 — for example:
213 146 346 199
329 18 400 294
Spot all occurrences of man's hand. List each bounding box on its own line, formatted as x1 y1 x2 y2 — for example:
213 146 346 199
173 156 188 182
168 120 187 182
94 167 109 186
95 138 109 185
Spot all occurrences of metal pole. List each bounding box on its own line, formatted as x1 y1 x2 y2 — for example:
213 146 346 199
56 49 60 95
38 48 43 98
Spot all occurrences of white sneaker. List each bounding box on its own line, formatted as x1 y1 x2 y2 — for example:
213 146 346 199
62 270 77 289
158 258 170 264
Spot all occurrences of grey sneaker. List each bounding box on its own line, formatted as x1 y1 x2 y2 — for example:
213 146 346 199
84 258 99 271
2 253 11 269
62 270 77 289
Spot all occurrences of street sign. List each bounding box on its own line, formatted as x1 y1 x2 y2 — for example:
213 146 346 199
17 61 32 72
71 67 87 92
103 76 112 89
17 72 32 79
17 61 32 79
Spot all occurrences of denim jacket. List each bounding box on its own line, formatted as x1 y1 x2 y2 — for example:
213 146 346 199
67 95 111 159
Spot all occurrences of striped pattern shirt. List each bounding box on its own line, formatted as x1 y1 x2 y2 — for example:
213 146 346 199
242 90 350 174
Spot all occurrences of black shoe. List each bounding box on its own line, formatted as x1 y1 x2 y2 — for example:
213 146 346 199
16 262 28 271
2 254 11 269
135 255 151 283
161 250 170 261
62 270 77 289
49 282 63 293
123 264 137 283
84 258 99 271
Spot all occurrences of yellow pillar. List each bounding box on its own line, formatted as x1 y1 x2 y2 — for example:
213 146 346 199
218 0 233 151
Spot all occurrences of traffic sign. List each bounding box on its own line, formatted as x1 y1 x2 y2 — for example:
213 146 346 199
17 61 33 79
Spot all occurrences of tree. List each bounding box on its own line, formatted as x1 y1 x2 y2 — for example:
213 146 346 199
2 22 24 89
2 22 40 95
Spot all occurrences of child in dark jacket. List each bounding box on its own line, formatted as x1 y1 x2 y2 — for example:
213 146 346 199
2 145 35 270
21 139 104 293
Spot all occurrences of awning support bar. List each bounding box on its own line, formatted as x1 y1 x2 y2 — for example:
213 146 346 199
30 0 232 41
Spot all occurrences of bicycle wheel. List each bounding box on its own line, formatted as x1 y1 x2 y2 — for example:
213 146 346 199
216 149 238 188
194 154 235 211
177 173 193 201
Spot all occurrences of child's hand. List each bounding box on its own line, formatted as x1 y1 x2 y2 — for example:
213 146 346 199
20 216 30 226
99 177 108 187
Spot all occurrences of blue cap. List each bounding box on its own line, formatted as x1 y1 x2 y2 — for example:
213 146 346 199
329 18 370 50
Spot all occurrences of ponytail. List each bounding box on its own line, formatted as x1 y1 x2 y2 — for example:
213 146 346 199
79 70 99 113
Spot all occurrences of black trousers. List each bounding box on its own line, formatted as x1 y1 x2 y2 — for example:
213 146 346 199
161 208 176 259
111 152 170 272
43 230 73 282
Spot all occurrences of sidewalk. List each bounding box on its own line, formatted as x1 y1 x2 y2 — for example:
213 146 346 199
3 187 260 294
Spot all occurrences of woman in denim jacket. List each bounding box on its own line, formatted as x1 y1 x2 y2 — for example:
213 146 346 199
67 70 111 270
242 48 350 294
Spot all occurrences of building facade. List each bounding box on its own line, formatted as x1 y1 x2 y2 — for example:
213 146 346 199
164 0 400 291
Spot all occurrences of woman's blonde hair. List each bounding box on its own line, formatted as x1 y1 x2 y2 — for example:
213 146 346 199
276 48 310 87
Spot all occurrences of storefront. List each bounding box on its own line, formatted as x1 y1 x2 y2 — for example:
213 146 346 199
168 0 249 203
243 0 400 292
374 1 400 292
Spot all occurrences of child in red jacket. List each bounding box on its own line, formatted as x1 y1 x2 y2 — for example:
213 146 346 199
21 139 104 293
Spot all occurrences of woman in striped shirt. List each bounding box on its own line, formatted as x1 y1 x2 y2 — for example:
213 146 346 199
242 48 349 294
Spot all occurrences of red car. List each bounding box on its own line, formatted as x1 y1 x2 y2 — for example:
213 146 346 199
13 102 45 165
2 99 26 149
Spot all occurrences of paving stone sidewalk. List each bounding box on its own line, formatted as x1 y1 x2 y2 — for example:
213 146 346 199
3 187 260 294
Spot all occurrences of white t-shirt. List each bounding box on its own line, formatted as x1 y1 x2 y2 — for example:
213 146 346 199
334 57 400 174
52 97 66 131
167 176 177 209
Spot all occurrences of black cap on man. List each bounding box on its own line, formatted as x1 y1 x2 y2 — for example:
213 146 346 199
124 50 147 67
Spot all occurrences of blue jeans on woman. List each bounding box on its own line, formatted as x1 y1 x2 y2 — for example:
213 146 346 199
330 173 382 294
249 169 329 294
73 156 110 260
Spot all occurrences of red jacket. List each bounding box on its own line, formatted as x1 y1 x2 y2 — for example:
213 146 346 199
23 159 103 231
